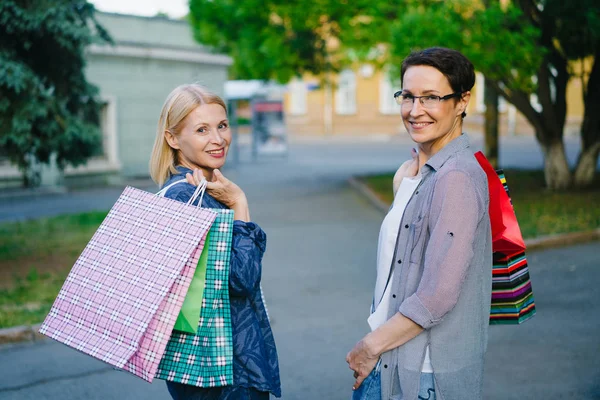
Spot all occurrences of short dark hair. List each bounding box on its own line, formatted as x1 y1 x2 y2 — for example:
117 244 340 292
401 47 475 118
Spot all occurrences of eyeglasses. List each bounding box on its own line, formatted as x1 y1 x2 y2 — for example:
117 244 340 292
393 91 463 108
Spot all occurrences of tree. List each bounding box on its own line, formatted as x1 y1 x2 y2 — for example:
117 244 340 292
188 0 364 82
334 0 600 189
190 0 599 189
0 0 111 187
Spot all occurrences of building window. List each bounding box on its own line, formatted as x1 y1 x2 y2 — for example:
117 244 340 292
65 95 120 175
379 69 401 115
335 69 357 115
288 78 307 115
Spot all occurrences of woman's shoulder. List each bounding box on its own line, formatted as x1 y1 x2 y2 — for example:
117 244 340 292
161 168 196 202
439 151 486 180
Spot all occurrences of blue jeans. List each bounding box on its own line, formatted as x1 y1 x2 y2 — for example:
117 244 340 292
417 373 436 400
352 366 381 400
166 382 269 400
351 369 435 400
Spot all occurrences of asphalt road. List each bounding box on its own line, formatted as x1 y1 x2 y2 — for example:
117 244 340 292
0 134 598 399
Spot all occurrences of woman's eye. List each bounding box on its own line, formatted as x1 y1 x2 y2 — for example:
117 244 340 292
218 123 228 130
197 127 207 133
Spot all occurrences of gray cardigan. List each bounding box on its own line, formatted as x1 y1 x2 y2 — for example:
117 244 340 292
380 134 492 400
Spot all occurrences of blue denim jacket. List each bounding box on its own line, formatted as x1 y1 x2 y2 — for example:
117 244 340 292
162 167 281 398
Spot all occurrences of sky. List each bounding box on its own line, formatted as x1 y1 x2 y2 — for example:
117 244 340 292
89 0 189 18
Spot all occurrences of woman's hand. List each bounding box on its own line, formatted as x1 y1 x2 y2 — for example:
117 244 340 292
346 336 379 390
186 169 250 221
392 148 419 196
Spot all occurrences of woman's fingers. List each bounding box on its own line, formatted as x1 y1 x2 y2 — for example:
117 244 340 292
185 170 206 186
353 376 364 390
185 173 195 185
193 169 205 185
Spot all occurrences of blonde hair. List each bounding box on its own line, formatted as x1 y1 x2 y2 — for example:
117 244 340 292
149 84 228 186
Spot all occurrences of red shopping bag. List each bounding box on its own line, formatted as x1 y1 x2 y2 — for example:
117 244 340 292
475 151 536 324
474 151 525 253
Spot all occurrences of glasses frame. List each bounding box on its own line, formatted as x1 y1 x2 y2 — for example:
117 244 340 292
393 91 463 108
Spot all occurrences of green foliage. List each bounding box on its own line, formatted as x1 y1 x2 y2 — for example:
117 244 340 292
344 1 543 94
0 0 111 186
189 0 362 82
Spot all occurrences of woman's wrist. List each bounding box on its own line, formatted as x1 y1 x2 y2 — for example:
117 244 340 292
362 331 383 359
230 195 250 222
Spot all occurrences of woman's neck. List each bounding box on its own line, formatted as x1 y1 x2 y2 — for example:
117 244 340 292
178 162 214 182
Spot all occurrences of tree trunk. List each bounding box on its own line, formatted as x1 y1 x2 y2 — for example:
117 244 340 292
483 78 499 168
574 143 600 187
574 45 600 188
541 139 572 190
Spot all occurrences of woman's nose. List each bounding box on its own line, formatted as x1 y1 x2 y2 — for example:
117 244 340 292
409 99 425 116
209 129 224 144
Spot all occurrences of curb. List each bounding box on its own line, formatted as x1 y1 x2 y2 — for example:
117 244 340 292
0 323 45 346
348 176 600 252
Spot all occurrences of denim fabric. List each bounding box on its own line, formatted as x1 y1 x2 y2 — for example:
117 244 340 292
162 167 281 398
352 366 381 400
167 382 269 400
417 373 436 400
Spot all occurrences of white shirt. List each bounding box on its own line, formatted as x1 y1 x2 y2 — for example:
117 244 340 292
368 174 433 373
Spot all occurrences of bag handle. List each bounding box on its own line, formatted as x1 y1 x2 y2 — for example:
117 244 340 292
156 178 208 206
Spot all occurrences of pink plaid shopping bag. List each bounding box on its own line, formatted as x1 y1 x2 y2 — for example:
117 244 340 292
39 185 217 382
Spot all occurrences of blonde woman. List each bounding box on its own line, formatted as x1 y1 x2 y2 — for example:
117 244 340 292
150 84 281 400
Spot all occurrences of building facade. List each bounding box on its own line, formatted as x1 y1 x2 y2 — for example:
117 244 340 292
283 64 586 138
0 12 232 188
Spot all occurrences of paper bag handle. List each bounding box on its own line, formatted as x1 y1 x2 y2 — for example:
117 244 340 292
156 178 207 206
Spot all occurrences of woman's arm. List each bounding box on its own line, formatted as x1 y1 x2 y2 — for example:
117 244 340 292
228 221 266 297
399 169 484 328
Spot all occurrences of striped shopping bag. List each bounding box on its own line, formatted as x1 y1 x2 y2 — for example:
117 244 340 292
475 152 536 324
39 185 217 382
490 251 536 324
155 205 235 387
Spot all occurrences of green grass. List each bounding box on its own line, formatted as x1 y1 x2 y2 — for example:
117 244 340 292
362 169 600 239
0 211 108 328
0 268 69 328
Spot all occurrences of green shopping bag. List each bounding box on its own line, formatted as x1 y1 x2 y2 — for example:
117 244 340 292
173 230 211 334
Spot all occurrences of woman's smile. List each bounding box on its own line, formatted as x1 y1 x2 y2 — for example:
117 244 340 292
409 121 434 130
206 148 225 158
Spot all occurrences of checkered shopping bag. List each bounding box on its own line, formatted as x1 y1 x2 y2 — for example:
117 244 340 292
39 185 218 382
155 208 235 387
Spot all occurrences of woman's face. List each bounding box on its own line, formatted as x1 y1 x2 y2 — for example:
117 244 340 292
166 103 231 179
400 65 469 154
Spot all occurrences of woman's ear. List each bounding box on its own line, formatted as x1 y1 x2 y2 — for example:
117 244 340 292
457 91 471 117
164 130 180 150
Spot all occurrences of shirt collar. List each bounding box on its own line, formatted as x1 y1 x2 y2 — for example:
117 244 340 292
422 133 471 176
174 165 193 175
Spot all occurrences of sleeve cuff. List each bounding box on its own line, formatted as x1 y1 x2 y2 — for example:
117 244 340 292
232 220 267 252
398 294 441 330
